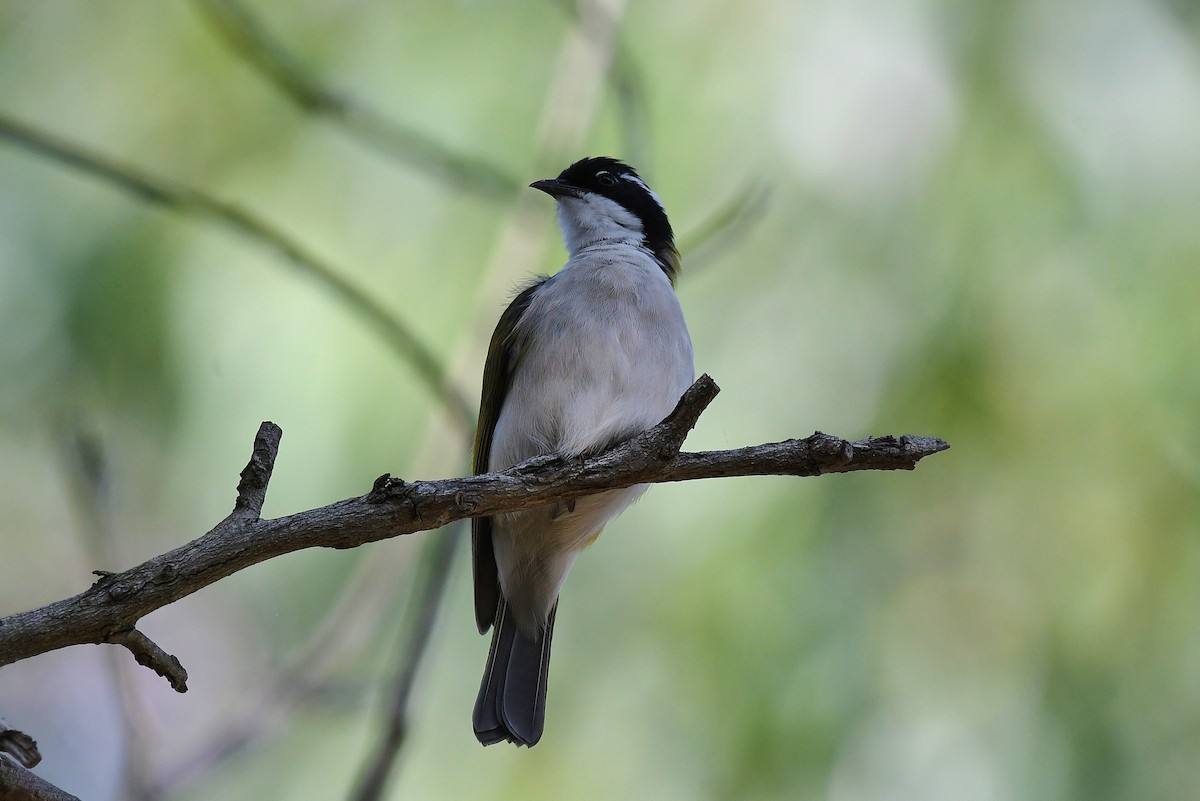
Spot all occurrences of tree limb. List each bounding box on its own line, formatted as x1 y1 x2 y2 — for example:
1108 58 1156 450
57 423 164 800
679 180 772 272
547 0 651 168
0 376 948 688
0 755 81 801
189 0 520 200
0 113 475 433
347 525 460 801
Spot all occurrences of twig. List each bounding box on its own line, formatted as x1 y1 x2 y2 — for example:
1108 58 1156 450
0 755 81 801
0 719 40 769
232 421 282 520
189 0 520 200
57 425 157 799
348 525 460 801
150 544 406 797
548 0 651 167
0 376 949 685
0 113 475 433
6 8 516 788
678 180 772 271
0 421 283 689
107 629 188 694
150 544 411 796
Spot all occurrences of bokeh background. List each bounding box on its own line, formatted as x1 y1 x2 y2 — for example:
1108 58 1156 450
2 0 1198 799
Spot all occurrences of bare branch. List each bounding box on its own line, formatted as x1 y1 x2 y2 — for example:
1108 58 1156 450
107 629 188 694
0 755 81 801
189 0 520 200
0 375 949 688
0 113 475 434
679 180 772 271
548 0 651 166
150 546 408 797
57 424 158 798
232 422 283 521
348 526 460 801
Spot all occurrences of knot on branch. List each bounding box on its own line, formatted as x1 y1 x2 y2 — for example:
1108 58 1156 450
808 432 855 467
101 580 136 602
368 473 408 503
152 563 179 585
90 569 116 587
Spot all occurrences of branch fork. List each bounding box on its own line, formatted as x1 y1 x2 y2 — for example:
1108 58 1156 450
0 375 948 693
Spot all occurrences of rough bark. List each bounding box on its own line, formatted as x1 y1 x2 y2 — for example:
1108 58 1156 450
0 756 81 801
0 375 948 689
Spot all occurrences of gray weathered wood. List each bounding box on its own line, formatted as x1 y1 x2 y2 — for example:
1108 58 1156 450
0 375 948 689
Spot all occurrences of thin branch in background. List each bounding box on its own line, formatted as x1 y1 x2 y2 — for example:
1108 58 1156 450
550 0 770 270
608 47 651 169
56 425 157 801
189 0 520 201
348 524 460 801
678 180 772 272
548 0 652 168
151 543 410 798
8 5 493 789
341 472 466 801
0 100 476 798
548 1 768 271
0 113 475 432
437 0 636 408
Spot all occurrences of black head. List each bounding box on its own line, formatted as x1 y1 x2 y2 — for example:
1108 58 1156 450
531 157 680 283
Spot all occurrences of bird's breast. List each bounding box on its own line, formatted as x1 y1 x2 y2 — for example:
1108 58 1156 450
490 250 694 468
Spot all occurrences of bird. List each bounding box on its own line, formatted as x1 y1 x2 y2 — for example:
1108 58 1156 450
471 157 695 747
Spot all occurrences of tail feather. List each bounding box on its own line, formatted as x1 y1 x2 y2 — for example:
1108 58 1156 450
474 601 556 747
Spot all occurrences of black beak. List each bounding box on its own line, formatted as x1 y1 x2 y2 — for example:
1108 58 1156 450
530 178 581 199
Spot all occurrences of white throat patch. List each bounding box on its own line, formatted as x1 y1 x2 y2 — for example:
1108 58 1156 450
555 192 644 255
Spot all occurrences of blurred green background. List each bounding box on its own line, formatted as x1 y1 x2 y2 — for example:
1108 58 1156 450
2 0 1198 799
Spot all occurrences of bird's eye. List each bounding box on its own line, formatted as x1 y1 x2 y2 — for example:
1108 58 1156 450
596 172 618 187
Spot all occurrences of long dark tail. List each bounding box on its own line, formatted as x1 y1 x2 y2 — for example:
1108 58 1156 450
473 600 556 747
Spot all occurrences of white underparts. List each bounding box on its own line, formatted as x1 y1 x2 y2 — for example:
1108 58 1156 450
487 239 695 635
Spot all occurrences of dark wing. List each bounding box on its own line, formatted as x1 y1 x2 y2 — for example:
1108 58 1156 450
472 278 547 634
